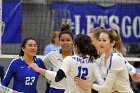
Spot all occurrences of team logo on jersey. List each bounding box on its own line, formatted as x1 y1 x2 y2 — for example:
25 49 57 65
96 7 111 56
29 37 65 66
21 66 25 68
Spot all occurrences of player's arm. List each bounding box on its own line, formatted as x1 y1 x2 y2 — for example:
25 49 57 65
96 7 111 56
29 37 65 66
45 56 71 82
37 68 66 82
125 61 140 82
55 56 71 82
125 61 136 74
2 60 16 86
29 62 65 82
28 63 56 81
92 56 124 93
0 83 21 93
0 83 13 93
42 53 52 68
93 62 104 84
55 69 66 82
29 56 71 82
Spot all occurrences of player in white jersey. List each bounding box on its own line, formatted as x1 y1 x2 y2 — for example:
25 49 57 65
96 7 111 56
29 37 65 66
96 28 139 82
29 34 104 93
42 23 74 93
88 27 139 81
88 27 137 76
75 27 138 93
75 28 134 93
43 49 74 93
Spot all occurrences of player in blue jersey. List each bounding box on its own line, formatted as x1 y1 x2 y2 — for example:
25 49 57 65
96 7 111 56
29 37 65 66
29 34 104 93
0 83 21 93
2 38 46 93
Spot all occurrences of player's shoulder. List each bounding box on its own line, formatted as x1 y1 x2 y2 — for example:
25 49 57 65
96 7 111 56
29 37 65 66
47 49 60 56
10 57 22 64
7 57 23 67
111 52 122 60
110 52 124 65
34 57 42 61
71 55 79 59
65 55 73 60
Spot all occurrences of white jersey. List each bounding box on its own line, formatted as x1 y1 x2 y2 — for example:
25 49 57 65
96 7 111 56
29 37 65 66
96 54 107 79
97 52 135 80
0 83 13 93
60 55 103 93
43 49 74 89
115 51 136 74
93 51 134 93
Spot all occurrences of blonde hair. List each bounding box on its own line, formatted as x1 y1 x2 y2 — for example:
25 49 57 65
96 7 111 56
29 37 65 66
109 28 126 56
51 31 59 43
89 27 106 40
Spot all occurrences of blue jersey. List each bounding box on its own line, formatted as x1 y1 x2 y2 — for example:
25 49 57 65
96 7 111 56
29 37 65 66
2 57 46 93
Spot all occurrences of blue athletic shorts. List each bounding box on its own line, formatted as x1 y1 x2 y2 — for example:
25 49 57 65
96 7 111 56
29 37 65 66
49 87 65 93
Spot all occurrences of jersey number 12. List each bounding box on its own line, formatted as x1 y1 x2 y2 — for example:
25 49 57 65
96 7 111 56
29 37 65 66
77 66 88 80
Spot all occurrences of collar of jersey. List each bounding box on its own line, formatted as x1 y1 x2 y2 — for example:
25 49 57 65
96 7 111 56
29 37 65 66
59 48 74 55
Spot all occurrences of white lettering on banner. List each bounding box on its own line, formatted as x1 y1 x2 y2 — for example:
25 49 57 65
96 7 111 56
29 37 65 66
133 16 140 38
97 16 108 27
74 15 80 35
109 15 120 34
86 15 96 33
122 16 131 38
72 15 140 39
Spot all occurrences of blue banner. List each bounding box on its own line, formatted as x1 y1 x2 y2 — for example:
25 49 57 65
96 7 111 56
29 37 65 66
53 3 140 43
2 0 22 43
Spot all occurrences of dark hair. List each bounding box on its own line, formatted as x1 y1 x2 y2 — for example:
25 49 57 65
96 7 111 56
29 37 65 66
19 37 36 56
60 23 71 32
59 23 73 40
74 34 98 60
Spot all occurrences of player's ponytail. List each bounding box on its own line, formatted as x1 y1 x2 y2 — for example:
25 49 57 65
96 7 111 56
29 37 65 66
74 34 98 60
107 28 126 56
86 44 99 59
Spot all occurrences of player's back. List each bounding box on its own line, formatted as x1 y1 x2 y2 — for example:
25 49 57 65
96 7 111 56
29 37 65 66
61 55 96 93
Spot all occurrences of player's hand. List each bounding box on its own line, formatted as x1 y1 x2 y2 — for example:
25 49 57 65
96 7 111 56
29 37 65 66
28 63 40 72
130 72 140 82
74 77 92 90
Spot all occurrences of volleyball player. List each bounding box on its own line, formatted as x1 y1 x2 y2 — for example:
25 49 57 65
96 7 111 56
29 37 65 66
75 27 139 93
0 83 20 93
42 23 74 93
75 29 134 93
2 38 46 93
88 27 138 81
43 31 61 93
29 34 104 93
